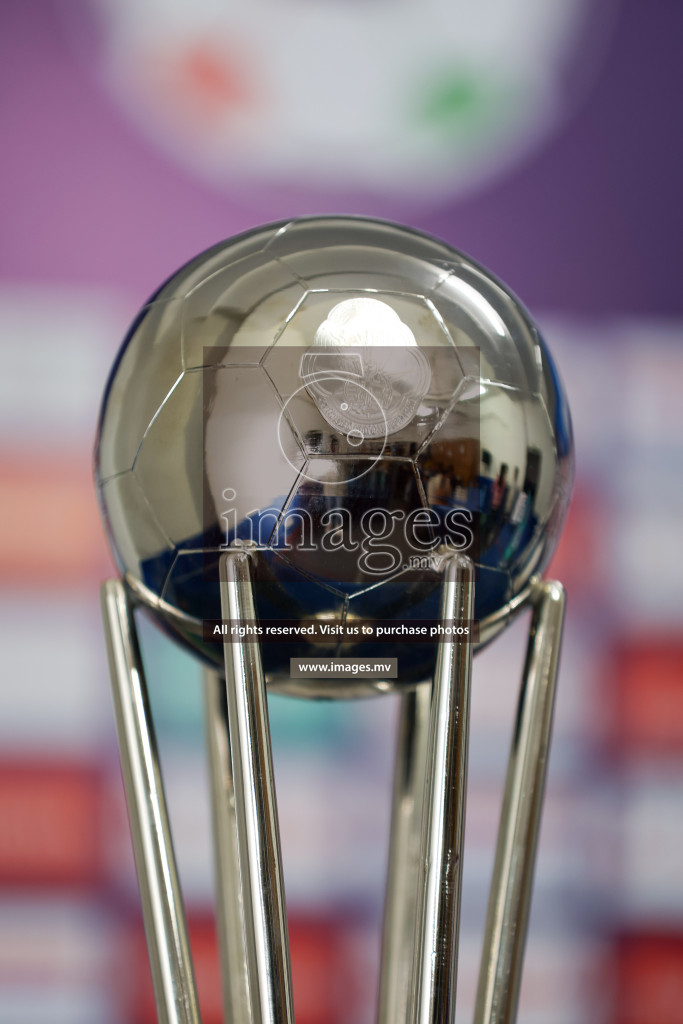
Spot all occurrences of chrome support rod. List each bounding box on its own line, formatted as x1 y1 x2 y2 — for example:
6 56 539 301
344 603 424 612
100 580 201 1024
410 554 475 1024
473 579 566 1024
378 681 432 1024
219 550 294 1024
202 666 251 1024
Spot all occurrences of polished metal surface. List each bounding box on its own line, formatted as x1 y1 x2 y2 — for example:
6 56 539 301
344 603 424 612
219 550 294 1024
95 216 574 695
202 666 251 1024
410 554 474 1024
101 555 568 1024
95 217 572 1023
100 580 201 1024
474 579 566 1024
378 681 431 1024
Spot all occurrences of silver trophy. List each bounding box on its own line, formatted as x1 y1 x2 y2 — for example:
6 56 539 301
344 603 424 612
95 217 573 1024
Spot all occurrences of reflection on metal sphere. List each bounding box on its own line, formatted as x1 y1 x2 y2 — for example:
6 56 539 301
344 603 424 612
95 217 573 696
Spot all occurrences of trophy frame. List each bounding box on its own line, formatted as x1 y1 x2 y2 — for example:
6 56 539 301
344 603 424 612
101 547 565 1024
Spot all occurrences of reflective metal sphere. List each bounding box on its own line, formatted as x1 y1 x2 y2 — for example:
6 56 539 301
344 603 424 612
95 217 573 695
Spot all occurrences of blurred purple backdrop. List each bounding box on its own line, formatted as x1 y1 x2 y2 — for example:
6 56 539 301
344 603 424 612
1 2 682 1022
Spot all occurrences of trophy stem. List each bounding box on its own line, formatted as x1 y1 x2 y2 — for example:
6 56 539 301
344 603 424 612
409 554 475 1024
203 666 251 1024
378 682 431 1024
100 580 201 1024
473 579 566 1024
219 550 295 1024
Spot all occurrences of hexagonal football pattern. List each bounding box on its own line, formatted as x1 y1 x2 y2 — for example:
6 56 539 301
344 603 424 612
95 217 573 691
